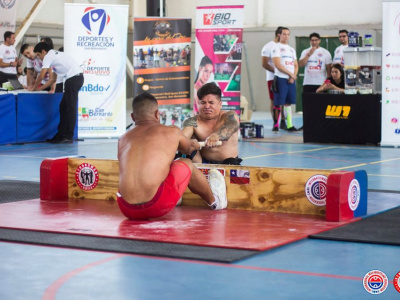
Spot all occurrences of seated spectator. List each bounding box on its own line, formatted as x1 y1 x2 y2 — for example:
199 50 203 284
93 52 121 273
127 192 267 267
17 65 27 88
316 63 345 93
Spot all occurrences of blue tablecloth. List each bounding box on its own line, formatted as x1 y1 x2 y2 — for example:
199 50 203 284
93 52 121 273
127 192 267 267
0 94 17 144
0 92 77 145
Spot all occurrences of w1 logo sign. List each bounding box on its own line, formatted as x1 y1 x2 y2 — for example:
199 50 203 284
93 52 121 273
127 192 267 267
82 7 110 35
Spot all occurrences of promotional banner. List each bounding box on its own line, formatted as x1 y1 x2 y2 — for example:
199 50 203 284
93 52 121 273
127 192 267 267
64 4 128 138
382 0 400 146
0 0 18 42
133 18 192 127
195 5 244 115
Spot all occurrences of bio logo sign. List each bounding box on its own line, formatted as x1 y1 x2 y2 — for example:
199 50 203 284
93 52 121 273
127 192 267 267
347 179 360 211
82 7 110 35
203 13 237 26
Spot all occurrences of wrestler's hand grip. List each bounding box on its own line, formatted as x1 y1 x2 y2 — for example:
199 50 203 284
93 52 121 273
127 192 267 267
198 141 222 148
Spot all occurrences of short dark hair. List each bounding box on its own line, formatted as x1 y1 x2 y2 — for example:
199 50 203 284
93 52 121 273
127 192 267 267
275 26 284 37
197 82 221 101
34 42 51 54
309 32 320 40
339 30 348 36
41 37 54 49
20 43 31 54
132 92 158 117
4 31 13 41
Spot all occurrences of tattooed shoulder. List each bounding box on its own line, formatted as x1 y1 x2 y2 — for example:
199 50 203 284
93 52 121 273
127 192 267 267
182 116 198 128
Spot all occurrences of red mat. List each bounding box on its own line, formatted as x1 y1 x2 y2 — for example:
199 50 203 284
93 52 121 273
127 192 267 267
0 199 358 251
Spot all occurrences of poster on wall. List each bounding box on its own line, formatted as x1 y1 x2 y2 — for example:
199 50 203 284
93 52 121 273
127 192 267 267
194 5 244 115
133 18 192 127
0 0 18 42
381 0 400 146
64 4 128 138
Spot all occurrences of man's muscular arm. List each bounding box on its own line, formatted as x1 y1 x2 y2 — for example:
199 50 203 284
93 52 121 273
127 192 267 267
181 115 198 138
206 111 239 146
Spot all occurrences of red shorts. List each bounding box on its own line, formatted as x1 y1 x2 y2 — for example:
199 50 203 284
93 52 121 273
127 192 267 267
117 160 192 220
267 80 274 100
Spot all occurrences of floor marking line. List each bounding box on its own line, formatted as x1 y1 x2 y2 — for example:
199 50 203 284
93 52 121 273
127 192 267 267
42 254 126 300
243 146 338 160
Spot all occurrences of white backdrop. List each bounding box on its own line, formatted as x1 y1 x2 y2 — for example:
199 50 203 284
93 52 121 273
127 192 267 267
381 0 400 146
0 0 18 42
64 3 128 138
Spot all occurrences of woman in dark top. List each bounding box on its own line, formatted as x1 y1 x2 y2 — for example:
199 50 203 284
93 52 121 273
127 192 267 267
316 63 345 93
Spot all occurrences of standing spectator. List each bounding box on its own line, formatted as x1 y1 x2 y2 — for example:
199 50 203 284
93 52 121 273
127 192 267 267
20 43 56 93
333 30 349 66
271 27 299 132
41 37 64 93
299 32 332 93
261 26 287 130
0 31 23 86
30 42 84 144
153 50 160 68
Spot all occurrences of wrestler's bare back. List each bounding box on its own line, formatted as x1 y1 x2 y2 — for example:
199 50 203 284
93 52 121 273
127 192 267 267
118 123 183 204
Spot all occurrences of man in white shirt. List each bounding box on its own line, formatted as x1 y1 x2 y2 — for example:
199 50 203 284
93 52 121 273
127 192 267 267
333 30 348 66
299 32 332 93
261 26 287 130
0 31 23 86
271 27 299 132
20 43 56 93
31 42 84 144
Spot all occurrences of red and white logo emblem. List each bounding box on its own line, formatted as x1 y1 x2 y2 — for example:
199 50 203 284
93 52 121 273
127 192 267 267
348 179 360 211
394 271 400 293
75 163 99 191
305 175 328 206
203 13 215 25
363 270 388 294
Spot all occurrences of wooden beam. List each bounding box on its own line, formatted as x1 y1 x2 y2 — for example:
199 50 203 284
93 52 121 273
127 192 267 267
15 0 48 47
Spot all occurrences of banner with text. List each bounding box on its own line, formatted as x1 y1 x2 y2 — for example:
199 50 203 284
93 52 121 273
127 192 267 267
64 4 128 138
0 0 18 42
133 18 192 127
194 5 244 115
382 1 400 146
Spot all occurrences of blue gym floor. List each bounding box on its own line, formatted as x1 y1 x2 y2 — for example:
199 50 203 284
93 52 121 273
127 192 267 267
1 112 400 299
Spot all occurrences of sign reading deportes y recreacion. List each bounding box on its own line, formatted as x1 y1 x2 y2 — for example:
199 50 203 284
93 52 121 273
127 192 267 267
64 4 128 138
195 5 244 115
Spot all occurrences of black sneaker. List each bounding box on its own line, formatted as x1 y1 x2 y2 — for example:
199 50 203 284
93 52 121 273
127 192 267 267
287 126 299 132
280 121 287 130
272 127 279 132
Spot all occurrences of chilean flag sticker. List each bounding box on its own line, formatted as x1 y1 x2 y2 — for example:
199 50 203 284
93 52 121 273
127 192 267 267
230 169 250 185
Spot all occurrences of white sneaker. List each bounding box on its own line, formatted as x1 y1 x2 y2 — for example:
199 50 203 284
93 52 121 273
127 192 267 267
208 169 227 210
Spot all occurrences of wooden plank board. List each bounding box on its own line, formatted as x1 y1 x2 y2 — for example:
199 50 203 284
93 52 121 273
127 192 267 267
68 158 119 201
67 159 334 216
182 164 334 216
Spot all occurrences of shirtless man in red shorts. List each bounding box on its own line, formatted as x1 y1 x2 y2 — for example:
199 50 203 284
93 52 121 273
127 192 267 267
117 92 227 220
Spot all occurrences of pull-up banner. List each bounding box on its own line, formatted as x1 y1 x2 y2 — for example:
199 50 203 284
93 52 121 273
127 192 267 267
381 0 400 146
64 4 128 138
0 0 18 42
194 5 244 115
133 18 192 126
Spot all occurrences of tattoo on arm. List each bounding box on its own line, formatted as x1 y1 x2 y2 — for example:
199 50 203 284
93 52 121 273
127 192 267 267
182 116 198 128
217 112 239 141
